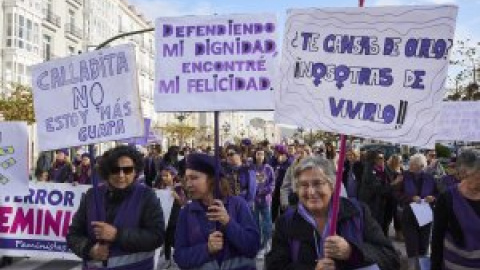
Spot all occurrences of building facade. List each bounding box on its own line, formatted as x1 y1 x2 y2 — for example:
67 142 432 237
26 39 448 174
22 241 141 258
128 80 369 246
1 0 251 158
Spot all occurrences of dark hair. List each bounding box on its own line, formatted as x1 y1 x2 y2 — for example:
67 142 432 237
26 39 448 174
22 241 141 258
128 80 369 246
34 168 47 178
365 149 384 165
325 142 336 160
252 148 267 165
98 145 144 180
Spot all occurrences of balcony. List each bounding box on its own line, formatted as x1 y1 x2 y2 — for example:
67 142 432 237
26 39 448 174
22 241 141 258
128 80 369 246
65 23 83 40
43 11 61 28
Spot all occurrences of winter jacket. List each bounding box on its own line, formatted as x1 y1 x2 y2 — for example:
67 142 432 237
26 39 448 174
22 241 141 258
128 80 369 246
66 183 165 264
174 196 260 270
266 198 400 270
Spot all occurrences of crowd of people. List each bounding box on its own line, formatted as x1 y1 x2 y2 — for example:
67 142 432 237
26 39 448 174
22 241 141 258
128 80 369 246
3 139 479 270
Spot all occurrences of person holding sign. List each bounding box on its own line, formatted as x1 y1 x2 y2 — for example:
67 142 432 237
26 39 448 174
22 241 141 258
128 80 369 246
66 145 165 270
431 149 480 269
174 153 260 270
266 156 400 270
393 154 438 267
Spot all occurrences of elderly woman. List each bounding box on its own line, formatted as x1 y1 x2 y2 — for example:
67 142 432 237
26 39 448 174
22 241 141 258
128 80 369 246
266 156 400 270
394 153 438 268
174 153 260 269
431 149 480 269
67 145 165 270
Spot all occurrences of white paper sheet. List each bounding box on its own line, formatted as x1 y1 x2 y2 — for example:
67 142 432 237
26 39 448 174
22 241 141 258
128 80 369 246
410 200 433 227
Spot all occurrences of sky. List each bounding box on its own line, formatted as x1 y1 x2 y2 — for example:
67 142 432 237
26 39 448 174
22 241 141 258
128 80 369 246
128 0 480 121
128 0 479 44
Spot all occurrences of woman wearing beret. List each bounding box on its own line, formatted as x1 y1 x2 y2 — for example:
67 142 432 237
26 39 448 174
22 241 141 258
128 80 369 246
174 153 260 270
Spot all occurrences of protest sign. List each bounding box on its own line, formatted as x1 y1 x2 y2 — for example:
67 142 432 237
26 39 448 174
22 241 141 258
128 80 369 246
275 5 458 147
435 101 480 142
0 122 29 196
0 182 174 260
155 14 278 111
32 44 144 151
121 118 151 145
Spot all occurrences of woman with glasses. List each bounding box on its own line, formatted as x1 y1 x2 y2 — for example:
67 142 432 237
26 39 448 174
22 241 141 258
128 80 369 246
174 153 260 270
224 145 257 209
67 145 165 270
431 149 480 269
394 153 438 268
266 156 400 270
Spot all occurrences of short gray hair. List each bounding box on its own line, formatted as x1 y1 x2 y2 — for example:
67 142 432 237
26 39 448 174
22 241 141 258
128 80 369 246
457 149 480 175
294 156 337 187
409 154 427 169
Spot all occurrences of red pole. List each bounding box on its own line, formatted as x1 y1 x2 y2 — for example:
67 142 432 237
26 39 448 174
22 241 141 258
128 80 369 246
328 135 347 236
328 0 365 237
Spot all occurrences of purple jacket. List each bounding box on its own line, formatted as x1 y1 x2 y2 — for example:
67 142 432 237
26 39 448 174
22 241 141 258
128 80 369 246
174 196 260 270
225 165 257 206
254 164 275 207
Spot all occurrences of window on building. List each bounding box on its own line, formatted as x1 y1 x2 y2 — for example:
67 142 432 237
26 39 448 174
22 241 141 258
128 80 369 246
26 19 32 51
17 63 25 83
33 23 39 54
43 34 52 60
68 46 75 55
6 13 13 47
46 0 52 14
69 10 75 26
18 15 25 48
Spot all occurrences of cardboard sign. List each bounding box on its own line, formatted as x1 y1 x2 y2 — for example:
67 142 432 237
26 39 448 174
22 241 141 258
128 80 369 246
32 44 144 151
155 14 278 111
275 5 457 147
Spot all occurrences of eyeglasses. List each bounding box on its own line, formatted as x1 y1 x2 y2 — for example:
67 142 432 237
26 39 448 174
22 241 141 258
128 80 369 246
111 166 135 175
227 151 237 157
298 180 330 191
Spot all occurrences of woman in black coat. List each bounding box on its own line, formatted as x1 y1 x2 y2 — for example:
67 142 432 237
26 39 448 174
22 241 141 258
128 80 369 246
266 156 400 270
358 150 395 236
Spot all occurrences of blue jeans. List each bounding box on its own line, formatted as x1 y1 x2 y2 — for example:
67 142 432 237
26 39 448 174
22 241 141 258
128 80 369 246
254 203 272 248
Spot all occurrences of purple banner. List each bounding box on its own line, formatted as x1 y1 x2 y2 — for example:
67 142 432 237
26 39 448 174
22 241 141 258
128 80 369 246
0 238 70 253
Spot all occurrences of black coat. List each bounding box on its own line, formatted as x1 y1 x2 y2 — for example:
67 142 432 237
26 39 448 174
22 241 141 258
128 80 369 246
66 184 165 260
342 160 364 197
265 198 400 270
358 165 394 226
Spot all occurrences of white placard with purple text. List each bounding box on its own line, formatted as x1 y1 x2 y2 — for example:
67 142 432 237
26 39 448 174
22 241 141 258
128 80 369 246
155 14 278 112
435 102 480 142
32 44 144 151
0 122 29 196
275 6 458 147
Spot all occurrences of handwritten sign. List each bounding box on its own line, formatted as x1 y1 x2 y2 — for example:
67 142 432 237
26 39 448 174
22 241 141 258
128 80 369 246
435 101 480 142
32 44 144 151
155 14 278 111
0 122 29 196
0 182 174 260
275 5 457 147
